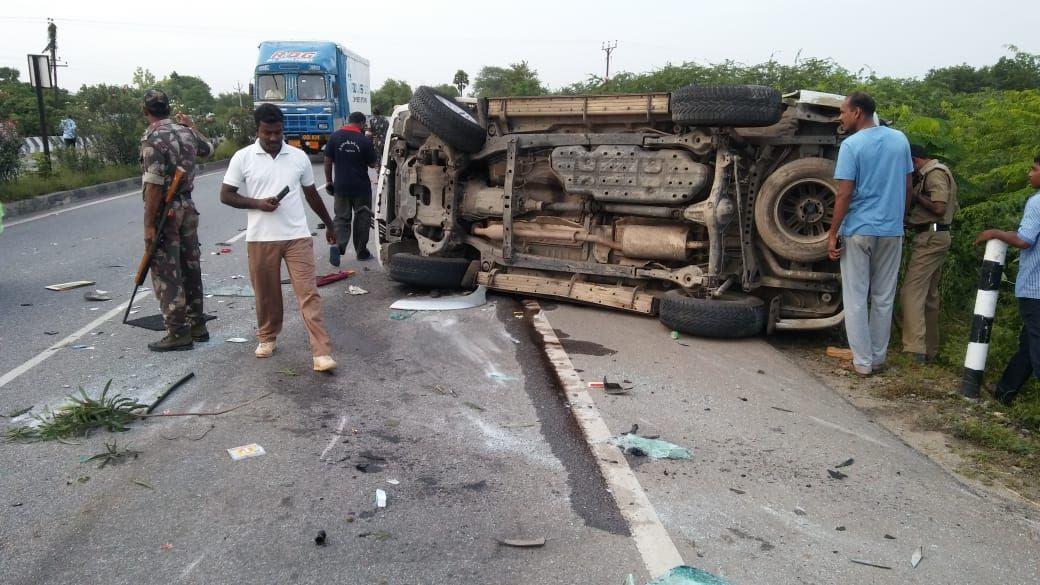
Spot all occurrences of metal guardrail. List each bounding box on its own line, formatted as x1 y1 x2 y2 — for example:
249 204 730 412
20 136 94 155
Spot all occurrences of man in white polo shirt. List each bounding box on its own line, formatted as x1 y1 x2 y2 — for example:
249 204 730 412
219 104 338 372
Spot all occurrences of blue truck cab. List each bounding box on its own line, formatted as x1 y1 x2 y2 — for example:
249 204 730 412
254 41 371 153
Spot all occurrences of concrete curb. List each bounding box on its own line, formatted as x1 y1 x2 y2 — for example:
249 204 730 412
3 159 231 220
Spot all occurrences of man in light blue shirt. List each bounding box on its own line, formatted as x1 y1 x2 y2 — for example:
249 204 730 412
975 155 1040 404
59 117 76 148
827 91 913 375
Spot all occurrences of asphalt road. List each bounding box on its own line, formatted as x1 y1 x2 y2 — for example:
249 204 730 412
1 166 1038 584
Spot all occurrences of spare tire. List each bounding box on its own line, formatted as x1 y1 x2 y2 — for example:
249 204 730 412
754 157 837 263
658 291 766 338
387 253 471 289
408 86 486 153
671 84 782 127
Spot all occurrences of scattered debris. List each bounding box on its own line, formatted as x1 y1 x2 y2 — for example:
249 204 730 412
209 285 255 297
316 271 355 287
160 543 174 551
277 368 298 377
513 311 524 318
4 381 146 441
358 530 392 541
850 559 892 570
315 530 327 546
227 443 266 461
835 526 846 531
225 337 249 343
589 377 632 394
671 330 680 340
131 479 155 490
835 458 855 468
44 331 58 335
83 290 112 302
346 285 368 295
910 546 923 568
214 242 233 247
770 406 794 413
433 385 457 397
146 372 194 414
84 440 140 469
389 311 416 321
46 280 95 291
375 488 387 508
884 534 896 540
70 344 95 350
498 537 546 548
793 506 807 516
219 247 232 254
729 488 746 495
390 285 487 311
826 346 854 361
608 434 691 460
488 373 519 382
828 469 848 480
4 406 32 418
462 401 485 412
646 565 732 584
386 479 400 485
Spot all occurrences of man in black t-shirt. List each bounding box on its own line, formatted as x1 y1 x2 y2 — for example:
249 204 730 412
323 111 378 264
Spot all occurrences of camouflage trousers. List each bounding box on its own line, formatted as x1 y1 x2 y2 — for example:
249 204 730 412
148 200 204 333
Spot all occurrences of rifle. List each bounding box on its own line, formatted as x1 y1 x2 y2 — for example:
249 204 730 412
123 167 186 325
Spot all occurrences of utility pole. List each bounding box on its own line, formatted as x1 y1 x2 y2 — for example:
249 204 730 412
28 54 52 173
601 40 618 85
235 81 244 108
45 19 58 104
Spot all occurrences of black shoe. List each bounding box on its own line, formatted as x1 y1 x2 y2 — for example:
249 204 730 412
356 248 373 261
190 322 210 342
995 384 1018 406
329 245 341 267
908 352 928 364
148 328 194 352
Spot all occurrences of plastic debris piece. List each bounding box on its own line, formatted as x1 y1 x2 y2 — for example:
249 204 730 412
225 337 249 343
850 559 892 570
389 311 416 321
884 534 896 540
46 280 95 291
210 285 255 297
911 546 923 568
389 285 487 311
315 530 327 546
375 489 387 508
227 443 266 461
83 290 112 302
589 381 605 388
220 247 232 254
608 434 691 460
70 344 95 350
386 479 400 485
828 469 848 480
316 270 355 287
835 458 855 468
498 537 545 548
729 488 746 495
647 565 732 584
794 506 807 516
346 285 368 295
671 330 680 340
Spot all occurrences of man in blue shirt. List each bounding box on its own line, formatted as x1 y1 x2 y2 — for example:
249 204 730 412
975 155 1040 404
828 91 914 376
323 111 379 265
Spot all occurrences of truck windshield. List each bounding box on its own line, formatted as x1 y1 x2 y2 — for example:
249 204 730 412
297 75 327 100
258 75 286 101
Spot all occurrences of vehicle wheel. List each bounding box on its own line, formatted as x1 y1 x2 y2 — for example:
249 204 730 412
658 291 766 338
754 157 837 263
671 84 782 127
387 253 471 289
408 86 486 153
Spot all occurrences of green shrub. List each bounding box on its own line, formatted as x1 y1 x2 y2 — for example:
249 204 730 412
212 140 239 160
0 120 22 182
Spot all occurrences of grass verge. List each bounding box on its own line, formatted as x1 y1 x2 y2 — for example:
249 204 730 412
0 164 138 203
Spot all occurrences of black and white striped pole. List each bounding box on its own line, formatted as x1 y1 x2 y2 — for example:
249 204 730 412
961 239 1009 399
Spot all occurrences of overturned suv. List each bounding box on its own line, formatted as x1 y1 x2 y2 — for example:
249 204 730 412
375 85 845 337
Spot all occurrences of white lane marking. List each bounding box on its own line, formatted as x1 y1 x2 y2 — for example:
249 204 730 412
0 292 151 391
526 300 684 578
3 168 225 228
178 554 205 580
225 230 248 244
319 415 349 462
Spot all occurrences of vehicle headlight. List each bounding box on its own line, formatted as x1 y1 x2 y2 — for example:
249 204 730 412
318 123 329 129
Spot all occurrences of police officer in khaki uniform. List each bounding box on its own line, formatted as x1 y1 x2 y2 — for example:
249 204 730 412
900 144 959 363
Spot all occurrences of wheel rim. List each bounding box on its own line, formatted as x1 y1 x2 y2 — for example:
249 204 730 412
435 95 478 125
773 178 835 243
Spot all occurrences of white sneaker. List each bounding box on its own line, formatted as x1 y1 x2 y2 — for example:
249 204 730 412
313 355 337 371
255 341 276 358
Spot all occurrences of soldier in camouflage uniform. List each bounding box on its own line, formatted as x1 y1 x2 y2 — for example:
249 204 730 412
139 89 213 352
365 106 389 165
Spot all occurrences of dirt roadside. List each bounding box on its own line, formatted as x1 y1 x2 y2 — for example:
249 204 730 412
775 333 1040 509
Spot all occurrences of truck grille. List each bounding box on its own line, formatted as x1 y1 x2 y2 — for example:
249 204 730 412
283 114 332 134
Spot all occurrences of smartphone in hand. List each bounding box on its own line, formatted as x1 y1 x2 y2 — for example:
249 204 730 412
275 186 290 202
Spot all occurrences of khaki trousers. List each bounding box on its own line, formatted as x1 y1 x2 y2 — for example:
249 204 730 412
247 238 333 357
900 231 951 356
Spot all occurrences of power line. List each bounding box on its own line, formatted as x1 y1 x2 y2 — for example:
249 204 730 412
601 40 618 84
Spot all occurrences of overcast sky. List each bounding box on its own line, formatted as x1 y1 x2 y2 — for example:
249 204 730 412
2 0 1035 97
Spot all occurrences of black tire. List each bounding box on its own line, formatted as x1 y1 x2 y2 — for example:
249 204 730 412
671 84 782 127
658 291 766 338
408 86 486 153
387 253 471 289
754 157 837 263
